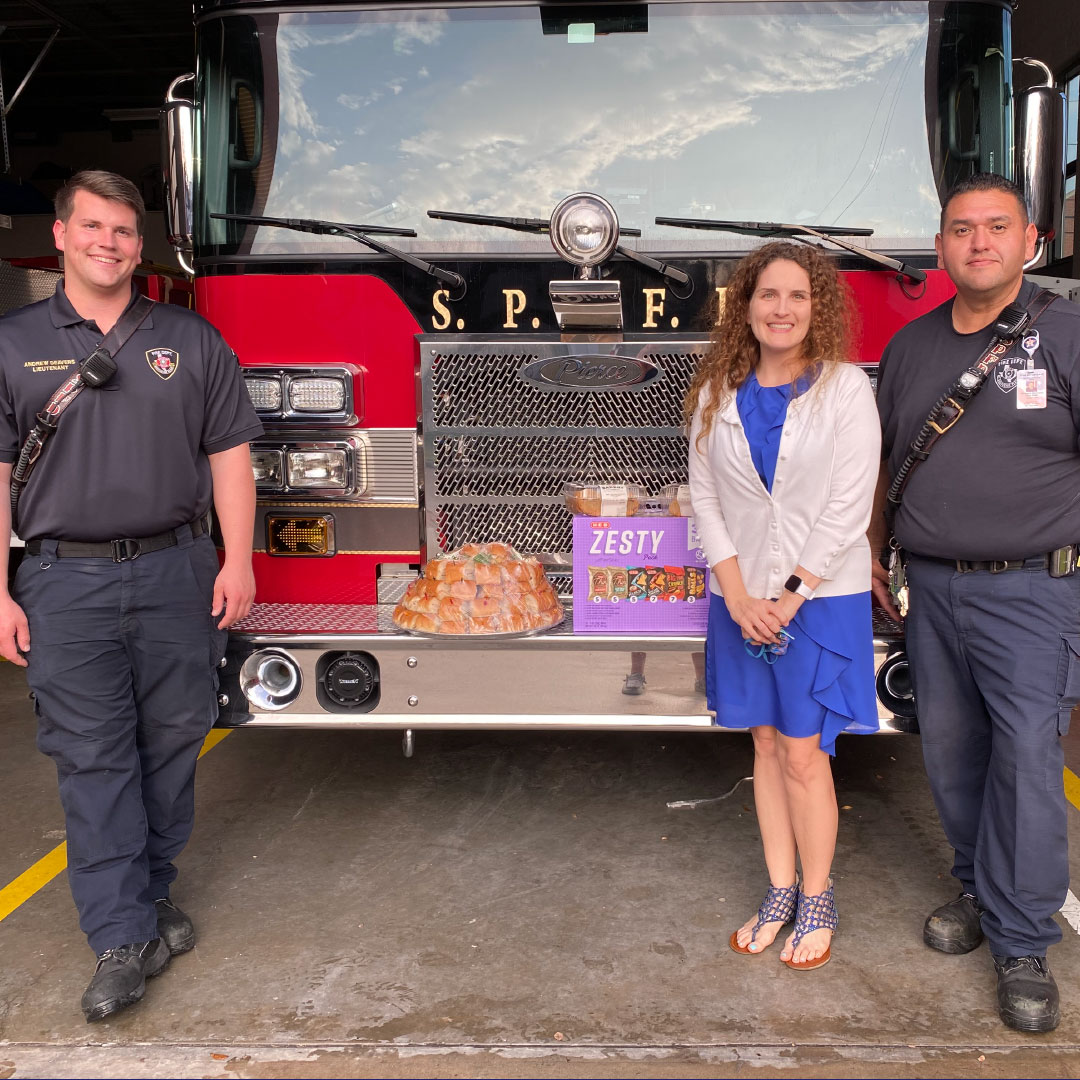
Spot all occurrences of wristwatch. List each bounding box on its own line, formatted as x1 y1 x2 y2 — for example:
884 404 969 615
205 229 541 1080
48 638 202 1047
784 574 815 600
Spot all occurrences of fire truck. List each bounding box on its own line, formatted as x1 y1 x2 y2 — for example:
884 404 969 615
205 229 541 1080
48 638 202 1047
163 0 1064 745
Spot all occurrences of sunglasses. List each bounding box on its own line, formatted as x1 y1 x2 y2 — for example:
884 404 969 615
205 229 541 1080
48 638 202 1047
743 628 794 664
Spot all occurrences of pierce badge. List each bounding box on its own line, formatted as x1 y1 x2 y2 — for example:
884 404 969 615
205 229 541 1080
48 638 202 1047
146 347 179 380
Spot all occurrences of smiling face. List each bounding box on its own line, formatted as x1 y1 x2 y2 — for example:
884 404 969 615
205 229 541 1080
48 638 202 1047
746 258 812 365
53 189 143 302
935 189 1037 303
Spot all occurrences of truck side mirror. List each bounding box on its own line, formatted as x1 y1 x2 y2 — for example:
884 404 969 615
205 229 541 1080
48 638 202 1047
1015 58 1066 270
161 73 196 276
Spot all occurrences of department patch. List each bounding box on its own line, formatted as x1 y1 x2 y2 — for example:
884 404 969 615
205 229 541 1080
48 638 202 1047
146 347 179 380
993 356 1024 393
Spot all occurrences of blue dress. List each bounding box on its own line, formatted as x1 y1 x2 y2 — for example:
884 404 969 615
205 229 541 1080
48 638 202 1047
704 371 879 755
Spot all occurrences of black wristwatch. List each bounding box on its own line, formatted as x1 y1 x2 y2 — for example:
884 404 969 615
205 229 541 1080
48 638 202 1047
784 574 815 600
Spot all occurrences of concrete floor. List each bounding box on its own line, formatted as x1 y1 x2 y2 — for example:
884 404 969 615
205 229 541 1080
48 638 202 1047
2 661 1080 1079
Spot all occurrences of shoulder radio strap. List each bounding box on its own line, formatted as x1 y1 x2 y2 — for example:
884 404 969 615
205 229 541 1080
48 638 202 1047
884 288 1059 527
10 293 156 533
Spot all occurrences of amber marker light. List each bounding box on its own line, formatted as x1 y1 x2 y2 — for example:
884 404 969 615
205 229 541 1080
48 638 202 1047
266 515 335 556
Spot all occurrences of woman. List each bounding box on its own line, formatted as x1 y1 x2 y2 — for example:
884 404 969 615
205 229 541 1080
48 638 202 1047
686 241 880 970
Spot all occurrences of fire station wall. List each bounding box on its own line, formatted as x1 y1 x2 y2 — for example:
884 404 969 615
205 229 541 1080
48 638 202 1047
0 126 176 269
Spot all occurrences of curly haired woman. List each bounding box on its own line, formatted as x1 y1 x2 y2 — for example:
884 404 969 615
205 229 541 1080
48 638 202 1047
686 241 880 970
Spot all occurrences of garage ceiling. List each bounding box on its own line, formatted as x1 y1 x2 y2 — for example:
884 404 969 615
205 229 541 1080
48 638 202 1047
0 0 193 143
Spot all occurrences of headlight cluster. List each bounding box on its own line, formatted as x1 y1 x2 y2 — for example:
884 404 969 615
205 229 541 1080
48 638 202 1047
250 439 366 497
243 367 353 421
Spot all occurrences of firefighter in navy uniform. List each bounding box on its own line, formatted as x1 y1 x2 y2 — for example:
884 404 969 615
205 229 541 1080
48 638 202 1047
874 174 1080 1034
0 171 263 1022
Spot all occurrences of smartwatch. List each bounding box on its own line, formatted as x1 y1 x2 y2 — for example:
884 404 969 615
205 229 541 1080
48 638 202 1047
784 574 815 600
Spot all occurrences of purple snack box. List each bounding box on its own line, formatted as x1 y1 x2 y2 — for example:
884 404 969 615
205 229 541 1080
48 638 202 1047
573 516 710 633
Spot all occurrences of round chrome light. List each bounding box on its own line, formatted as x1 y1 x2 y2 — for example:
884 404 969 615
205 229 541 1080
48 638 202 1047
875 650 916 719
549 192 619 268
240 649 303 711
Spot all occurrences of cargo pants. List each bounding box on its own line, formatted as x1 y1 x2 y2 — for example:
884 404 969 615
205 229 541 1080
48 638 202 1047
15 526 227 955
904 555 1080 957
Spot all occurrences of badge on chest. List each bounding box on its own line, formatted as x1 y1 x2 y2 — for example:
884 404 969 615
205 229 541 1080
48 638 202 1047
1016 368 1047 409
146 347 179 380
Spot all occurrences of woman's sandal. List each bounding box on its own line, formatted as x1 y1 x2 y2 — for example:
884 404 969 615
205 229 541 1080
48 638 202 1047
729 879 799 955
783 880 838 971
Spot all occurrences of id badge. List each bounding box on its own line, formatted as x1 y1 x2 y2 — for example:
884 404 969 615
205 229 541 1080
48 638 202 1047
1016 368 1047 409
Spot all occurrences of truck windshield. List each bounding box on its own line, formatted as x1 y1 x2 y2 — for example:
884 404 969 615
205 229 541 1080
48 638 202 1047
196 1 1011 257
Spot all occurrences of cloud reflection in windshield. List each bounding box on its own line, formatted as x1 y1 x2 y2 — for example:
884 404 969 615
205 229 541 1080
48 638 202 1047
258 4 941 253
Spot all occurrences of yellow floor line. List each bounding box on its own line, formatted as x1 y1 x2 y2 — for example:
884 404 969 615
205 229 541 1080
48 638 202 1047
0 842 68 922
0 729 231 925
1065 767 1080 814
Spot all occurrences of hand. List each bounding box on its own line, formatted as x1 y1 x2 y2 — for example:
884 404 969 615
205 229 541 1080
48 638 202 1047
772 591 802 627
871 561 901 622
0 593 30 667
211 560 255 629
726 594 784 645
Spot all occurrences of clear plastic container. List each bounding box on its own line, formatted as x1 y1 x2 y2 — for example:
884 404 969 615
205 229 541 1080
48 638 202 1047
562 482 645 516
659 482 692 516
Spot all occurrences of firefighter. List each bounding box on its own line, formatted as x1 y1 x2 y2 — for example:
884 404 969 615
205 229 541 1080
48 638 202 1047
0 170 263 1022
874 173 1080 1033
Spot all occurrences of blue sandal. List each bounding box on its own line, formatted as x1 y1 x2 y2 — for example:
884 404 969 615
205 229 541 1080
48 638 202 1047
729 879 799 955
784 880 838 970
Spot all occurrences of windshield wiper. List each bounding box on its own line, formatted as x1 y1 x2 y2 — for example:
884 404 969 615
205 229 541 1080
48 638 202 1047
211 213 466 296
428 208 692 293
654 216 926 286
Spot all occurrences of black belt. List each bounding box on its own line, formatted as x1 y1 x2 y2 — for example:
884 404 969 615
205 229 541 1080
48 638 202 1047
913 544 1079 577
26 516 210 563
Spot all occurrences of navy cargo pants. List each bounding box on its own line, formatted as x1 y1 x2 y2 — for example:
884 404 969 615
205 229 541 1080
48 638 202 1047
905 555 1080 957
15 527 227 955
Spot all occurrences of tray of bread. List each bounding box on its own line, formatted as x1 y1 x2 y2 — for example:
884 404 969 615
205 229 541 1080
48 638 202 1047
392 542 565 636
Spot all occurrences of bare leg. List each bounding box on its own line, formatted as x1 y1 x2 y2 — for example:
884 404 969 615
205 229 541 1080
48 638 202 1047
775 732 838 965
629 652 646 676
734 725 798 952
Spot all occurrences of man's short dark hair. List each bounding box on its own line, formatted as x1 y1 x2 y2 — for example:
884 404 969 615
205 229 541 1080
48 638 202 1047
939 173 1029 233
54 170 145 236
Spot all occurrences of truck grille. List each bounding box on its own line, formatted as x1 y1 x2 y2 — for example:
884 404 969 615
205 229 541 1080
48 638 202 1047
421 335 707 575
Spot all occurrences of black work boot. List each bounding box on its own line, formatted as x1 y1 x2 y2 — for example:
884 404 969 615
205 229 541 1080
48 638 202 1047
81 938 171 1022
154 898 195 955
994 954 1060 1033
924 892 984 954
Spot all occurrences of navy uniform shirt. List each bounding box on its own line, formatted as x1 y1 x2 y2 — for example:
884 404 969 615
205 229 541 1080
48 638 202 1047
878 279 1080 561
0 281 263 541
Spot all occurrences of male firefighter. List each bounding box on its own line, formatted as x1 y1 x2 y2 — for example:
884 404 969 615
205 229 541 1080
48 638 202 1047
873 173 1080 1033
0 170 263 1021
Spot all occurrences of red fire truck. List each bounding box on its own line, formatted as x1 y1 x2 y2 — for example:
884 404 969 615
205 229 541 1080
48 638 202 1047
163 0 1063 744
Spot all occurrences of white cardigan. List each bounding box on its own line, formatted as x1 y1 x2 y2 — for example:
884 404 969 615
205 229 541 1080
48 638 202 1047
688 362 881 599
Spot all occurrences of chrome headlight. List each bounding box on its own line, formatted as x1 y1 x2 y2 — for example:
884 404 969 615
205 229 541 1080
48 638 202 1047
251 437 367 497
288 376 347 413
245 376 283 412
242 367 355 422
549 192 619 268
250 449 284 487
286 448 349 489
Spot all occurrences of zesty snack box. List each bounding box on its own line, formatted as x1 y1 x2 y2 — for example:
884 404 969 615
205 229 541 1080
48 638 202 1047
572 516 710 633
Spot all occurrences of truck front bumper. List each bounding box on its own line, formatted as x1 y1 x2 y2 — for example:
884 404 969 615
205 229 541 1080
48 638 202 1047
219 603 912 732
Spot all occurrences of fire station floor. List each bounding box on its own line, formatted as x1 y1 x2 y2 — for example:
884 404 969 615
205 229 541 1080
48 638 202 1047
3 659 1080 1080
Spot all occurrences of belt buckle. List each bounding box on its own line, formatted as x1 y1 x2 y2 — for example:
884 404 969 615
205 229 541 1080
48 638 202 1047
929 398 965 435
111 538 142 563
1049 545 1078 578
988 560 1009 574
